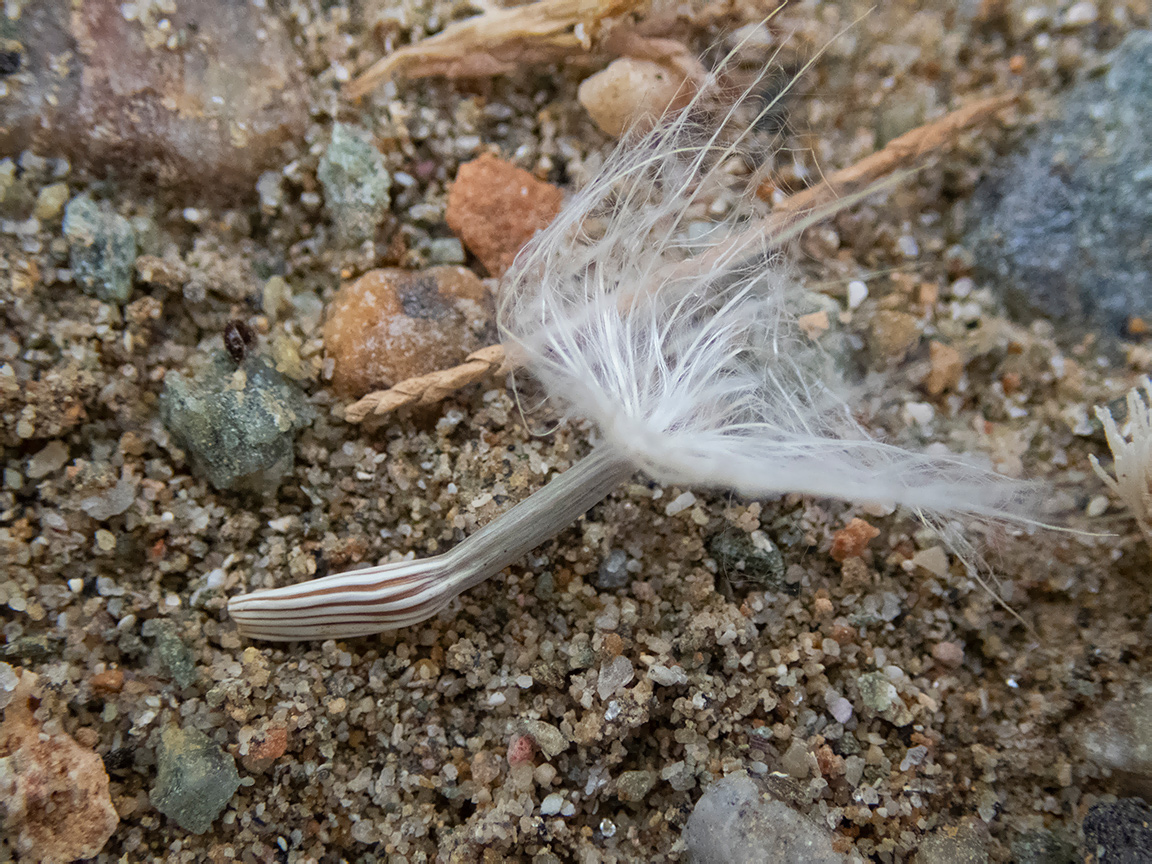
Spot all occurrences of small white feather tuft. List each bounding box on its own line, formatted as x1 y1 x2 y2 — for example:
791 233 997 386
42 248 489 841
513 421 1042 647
499 53 1032 523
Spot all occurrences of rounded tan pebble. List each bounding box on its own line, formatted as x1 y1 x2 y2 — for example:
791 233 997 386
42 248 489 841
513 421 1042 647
868 310 921 363
445 153 564 277
322 266 494 397
932 641 965 668
924 340 964 395
577 57 691 137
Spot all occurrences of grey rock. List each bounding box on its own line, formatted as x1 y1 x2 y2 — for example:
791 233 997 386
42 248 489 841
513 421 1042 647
966 31 1152 337
1083 681 1152 796
707 530 788 592
914 824 988 864
683 772 846 864
1082 799 1152 864
0 0 308 195
63 195 137 303
615 769 656 803
318 123 391 246
1010 830 1078 864
159 352 314 493
151 726 241 834
597 548 630 589
142 620 198 689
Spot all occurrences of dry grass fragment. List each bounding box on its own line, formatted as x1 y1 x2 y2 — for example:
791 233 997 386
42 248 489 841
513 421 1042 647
345 0 644 99
1090 377 1152 549
342 96 1016 422
343 345 508 422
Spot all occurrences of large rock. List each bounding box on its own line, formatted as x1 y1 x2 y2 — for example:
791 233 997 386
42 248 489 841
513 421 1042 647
0 668 119 863
0 0 308 194
966 31 1152 337
683 772 846 864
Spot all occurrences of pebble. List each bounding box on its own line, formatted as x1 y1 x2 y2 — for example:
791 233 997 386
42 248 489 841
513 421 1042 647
868 310 921 363
142 620 199 689
0 0 308 194
683 772 846 864
577 57 691 137
322 266 494 397
914 823 989 864
159 352 315 493
25 440 69 480
967 31 1152 337
597 655 634 700
1081 798 1152 863
445 153 564 276
1082 681 1152 793
931 641 965 668
0 670 119 861
647 664 688 687
540 792 565 816
518 720 568 759
1009 830 1078 864
847 280 869 309
317 123 392 247
150 725 242 834
597 549 630 589
857 671 907 726
615 769 656 803
1085 494 1109 517
707 530 788 592
63 194 137 303
426 236 466 265
830 518 880 563
33 182 68 221
924 341 964 395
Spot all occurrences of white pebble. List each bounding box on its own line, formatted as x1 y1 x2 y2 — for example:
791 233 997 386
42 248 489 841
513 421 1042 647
902 401 935 426
829 697 854 725
664 491 696 516
847 280 868 309
647 664 688 686
1086 495 1109 517
1064 2 1097 26
540 793 565 816
597 656 634 700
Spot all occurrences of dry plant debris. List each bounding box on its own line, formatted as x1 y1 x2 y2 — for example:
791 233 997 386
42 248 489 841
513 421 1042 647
345 0 645 99
1091 376 1152 549
343 96 1016 422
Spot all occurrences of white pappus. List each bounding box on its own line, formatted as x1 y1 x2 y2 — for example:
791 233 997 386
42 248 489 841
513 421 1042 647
228 40 1033 641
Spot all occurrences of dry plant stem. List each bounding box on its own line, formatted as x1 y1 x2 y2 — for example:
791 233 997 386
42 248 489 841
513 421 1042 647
343 96 1015 423
343 345 507 422
229 446 634 640
344 0 642 98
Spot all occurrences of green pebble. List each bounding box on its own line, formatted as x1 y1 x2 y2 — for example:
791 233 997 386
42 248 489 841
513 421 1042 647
143 620 198 688
317 122 391 247
159 352 315 493
616 770 657 803
707 531 789 593
151 726 242 834
63 194 137 303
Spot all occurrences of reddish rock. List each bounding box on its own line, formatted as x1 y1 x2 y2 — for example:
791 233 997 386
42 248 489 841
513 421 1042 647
446 154 564 276
241 724 288 774
0 0 308 194
89 668 125 695
830 518 880 563
322 266 494 397
0 670 119 862
506 734 535 766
